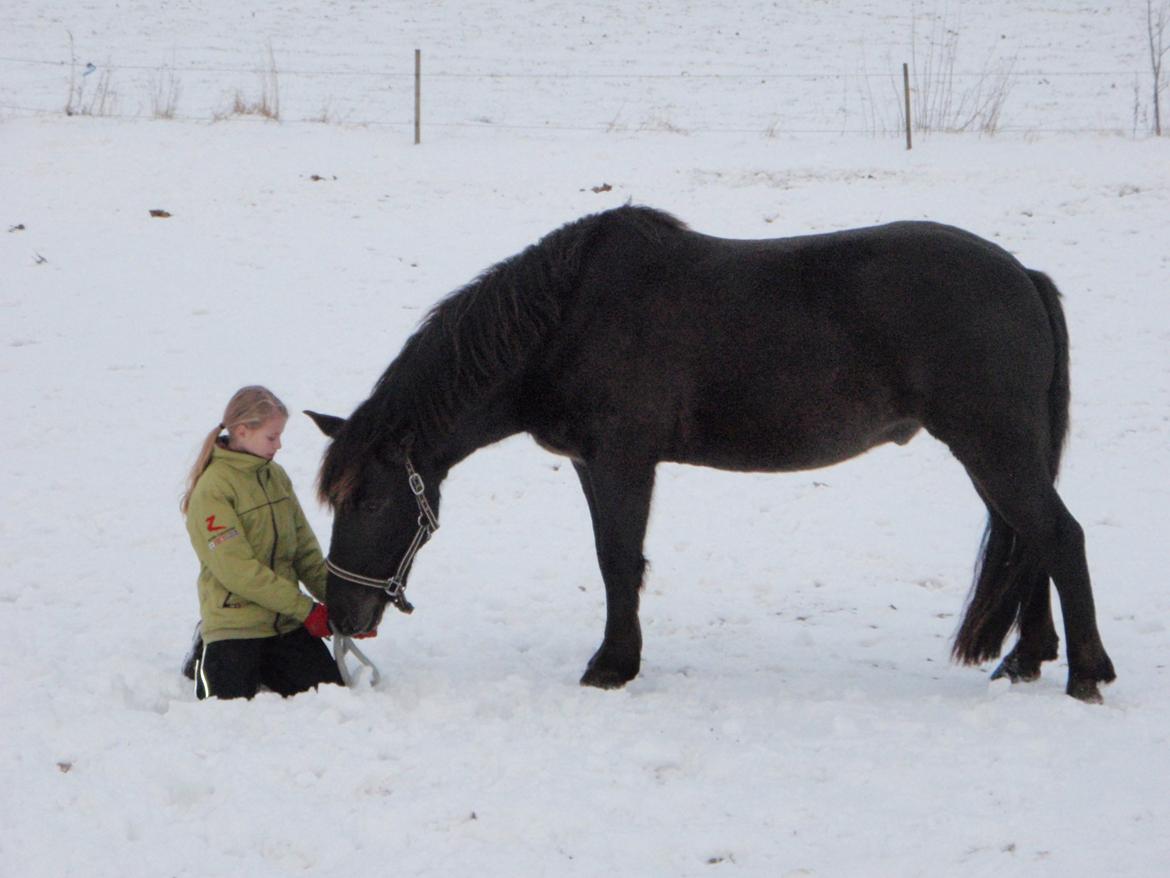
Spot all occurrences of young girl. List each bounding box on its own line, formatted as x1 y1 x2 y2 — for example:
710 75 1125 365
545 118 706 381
181 385 345 699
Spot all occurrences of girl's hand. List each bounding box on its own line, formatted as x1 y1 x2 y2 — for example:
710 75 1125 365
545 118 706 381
303 603 332 638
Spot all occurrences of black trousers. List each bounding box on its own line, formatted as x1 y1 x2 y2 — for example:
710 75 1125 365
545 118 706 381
195 627 343 700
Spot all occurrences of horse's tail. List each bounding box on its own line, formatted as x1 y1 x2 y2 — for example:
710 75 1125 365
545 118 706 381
952 269 1069 664
1029 269 1071 481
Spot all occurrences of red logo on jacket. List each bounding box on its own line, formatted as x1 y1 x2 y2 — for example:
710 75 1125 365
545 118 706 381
205 515 227 533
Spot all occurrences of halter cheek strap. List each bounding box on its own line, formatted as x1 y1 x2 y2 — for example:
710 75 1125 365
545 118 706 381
323 456 439 615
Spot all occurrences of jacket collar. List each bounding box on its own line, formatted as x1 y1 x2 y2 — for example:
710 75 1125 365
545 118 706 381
211 442 271 472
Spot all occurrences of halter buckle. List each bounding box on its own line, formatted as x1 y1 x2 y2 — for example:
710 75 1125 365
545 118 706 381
384 577 415 614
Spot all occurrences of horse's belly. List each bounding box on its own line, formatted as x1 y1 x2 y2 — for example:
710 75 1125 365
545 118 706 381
677 412 922 473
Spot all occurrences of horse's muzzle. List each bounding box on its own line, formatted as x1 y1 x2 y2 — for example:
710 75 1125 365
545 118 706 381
325 579 386 636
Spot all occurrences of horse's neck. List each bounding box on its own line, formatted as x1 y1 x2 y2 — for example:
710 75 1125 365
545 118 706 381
428 393 521 474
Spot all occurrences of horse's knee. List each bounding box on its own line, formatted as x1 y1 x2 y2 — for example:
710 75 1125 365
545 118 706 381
598 545 647 580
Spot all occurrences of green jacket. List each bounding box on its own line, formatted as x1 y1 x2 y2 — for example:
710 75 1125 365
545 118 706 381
186 445 327 643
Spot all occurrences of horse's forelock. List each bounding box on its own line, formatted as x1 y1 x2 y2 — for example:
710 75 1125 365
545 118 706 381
319 463 359 510
317 400 407 509
317 451 350 509
317 426 371 510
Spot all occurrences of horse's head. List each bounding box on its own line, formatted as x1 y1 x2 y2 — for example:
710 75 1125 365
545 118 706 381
306 410 441 636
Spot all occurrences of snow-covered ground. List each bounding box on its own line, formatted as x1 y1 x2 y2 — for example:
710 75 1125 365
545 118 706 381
3 3 1169 877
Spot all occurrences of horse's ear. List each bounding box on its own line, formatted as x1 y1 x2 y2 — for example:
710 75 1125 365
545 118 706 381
304 410 345 437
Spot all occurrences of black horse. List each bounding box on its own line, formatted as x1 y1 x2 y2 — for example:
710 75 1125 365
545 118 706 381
308 205 1115 702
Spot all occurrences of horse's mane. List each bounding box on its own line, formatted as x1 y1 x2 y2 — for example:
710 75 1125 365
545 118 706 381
319 204 686 508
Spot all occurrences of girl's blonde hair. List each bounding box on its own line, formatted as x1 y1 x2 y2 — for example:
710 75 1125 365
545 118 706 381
180 386 289 514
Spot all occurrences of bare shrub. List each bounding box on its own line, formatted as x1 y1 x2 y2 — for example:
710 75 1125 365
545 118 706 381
899 10 1016 134
308 99 347 125
638 107 687 134
258 43 281 120
1148 0 1170 135
216 43 281 121
151 66 182 119
64 32 118 117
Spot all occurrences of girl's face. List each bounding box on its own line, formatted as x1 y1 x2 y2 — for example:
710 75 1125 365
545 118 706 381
230 414 287 460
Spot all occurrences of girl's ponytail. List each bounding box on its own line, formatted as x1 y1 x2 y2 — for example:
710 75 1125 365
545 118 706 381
179 387 287 515
180 424 226 514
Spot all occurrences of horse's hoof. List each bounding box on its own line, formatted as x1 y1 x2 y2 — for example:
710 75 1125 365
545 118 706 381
1066 653 1116 703
990 654 1041 684
1066 678 1105 704
580 664 637 689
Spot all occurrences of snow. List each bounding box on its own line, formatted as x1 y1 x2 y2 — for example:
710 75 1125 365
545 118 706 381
2 2 1170 876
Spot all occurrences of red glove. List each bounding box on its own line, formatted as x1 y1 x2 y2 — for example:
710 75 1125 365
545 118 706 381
303 603 331 638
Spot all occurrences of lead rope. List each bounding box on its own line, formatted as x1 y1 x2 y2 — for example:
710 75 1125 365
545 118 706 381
331 623 382 687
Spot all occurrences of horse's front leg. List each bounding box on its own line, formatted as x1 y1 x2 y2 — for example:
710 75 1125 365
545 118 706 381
574 456 656 689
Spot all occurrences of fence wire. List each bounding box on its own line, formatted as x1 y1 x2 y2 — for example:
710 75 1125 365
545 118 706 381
0 51 1157 137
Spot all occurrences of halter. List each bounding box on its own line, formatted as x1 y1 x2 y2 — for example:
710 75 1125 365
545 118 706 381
324 456 439 616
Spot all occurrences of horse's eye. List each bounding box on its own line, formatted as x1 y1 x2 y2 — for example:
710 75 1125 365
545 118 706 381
361 499 386 514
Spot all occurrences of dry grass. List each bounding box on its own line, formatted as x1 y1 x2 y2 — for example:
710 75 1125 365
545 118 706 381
64 32 118 117
150 66 182 119
215 43 281 121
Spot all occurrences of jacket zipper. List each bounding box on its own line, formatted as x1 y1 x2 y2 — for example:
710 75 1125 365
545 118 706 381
257 469 282 635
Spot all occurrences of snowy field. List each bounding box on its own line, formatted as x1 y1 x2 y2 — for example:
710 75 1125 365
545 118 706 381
3 3 1170 877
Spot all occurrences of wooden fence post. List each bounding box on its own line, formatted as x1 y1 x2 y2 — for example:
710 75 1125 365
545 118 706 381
903 62 912 150
414 49 421 145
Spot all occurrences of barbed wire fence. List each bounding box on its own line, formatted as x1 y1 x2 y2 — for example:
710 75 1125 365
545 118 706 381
0 48 1159 141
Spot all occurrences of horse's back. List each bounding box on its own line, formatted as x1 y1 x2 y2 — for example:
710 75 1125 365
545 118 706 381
586 216 1053 393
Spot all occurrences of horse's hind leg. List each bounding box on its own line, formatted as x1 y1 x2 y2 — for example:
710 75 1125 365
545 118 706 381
953 438 1115 701
574 456 656 689
990 565 1059 683
968 499 1059 683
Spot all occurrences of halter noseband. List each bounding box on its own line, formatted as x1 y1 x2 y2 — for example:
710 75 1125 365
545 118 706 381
324 456 439 616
